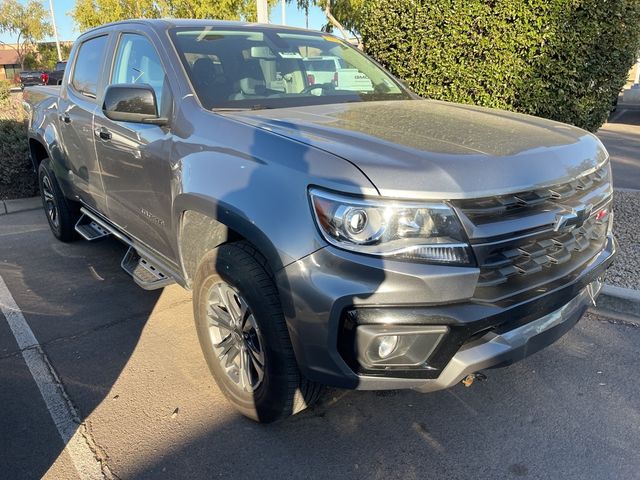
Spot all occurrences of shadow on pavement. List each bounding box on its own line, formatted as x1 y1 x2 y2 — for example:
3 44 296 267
0 209 162 479
608 108 640 127
1 206 639 479
597 109 640 189
124 314 640 480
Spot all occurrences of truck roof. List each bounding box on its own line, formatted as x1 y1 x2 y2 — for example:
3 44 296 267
80 18 317 37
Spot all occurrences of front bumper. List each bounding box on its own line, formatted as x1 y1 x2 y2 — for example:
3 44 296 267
276 234 616 391
413 282 598 392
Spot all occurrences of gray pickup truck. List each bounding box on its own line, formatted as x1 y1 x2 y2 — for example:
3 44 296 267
24 19 616 423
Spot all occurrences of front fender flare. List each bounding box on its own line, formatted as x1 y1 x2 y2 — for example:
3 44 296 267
174 193 292 286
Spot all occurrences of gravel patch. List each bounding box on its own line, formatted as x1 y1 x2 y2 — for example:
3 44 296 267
605 190 640 290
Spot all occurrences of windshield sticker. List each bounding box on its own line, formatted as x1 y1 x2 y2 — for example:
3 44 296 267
322 35 343 44
278 52 302 59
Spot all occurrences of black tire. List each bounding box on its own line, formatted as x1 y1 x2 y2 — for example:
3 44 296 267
38 158 79 242
193 241 321 423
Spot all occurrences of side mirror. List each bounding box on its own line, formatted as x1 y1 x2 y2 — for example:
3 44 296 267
102 84 167 125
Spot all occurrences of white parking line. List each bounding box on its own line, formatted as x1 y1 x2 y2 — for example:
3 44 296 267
0 275 106 479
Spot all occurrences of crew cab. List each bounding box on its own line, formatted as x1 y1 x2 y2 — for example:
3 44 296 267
24 20 616 423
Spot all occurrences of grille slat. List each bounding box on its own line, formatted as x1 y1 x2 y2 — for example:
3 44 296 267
454 165 612 302
475 215 608 289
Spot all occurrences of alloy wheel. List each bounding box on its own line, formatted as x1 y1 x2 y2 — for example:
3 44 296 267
206 282 265 392
41 175 59 228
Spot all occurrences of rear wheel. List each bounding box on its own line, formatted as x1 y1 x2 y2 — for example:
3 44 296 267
38 159 79 242
193 241 321 423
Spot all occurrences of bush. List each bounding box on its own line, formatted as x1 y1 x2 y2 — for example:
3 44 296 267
360 0 640 131
0 94 37 200
0 81 11 103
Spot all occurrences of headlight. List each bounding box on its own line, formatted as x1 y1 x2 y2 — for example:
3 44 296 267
309 188 472 265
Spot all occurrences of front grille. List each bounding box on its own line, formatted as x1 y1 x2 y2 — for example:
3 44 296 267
452 164 612 303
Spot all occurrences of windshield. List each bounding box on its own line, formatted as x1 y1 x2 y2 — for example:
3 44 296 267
169 27 412 110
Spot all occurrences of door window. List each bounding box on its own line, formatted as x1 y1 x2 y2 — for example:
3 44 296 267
71 35 108 98
111 34 167 112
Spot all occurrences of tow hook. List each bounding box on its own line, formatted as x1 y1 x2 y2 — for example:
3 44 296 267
461 372 487 387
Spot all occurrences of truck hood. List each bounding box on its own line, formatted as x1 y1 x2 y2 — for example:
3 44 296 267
230 100 608 199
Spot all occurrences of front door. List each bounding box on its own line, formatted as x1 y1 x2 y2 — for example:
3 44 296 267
93 31 176 261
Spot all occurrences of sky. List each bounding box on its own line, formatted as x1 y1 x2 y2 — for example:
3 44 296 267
0 0 328 43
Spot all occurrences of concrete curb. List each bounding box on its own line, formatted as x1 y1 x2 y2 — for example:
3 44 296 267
590 284 640 323
0 197 41 216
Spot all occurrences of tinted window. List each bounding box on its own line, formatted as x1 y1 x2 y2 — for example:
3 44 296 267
71 35 108 98
111 34 166 112
170 27 410 110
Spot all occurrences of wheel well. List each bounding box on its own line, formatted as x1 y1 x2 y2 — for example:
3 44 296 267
29 139 49 170
226 229 243 244
179 210 246 286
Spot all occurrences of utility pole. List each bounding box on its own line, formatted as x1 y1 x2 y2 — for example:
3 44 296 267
48 0 62 61
281 0 286 25
257 0 268 24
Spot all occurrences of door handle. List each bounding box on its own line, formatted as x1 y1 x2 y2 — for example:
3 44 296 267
59 113 71 123
94 127 112 141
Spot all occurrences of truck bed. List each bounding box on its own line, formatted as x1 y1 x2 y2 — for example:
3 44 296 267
23 86 60 115
24 85 60 98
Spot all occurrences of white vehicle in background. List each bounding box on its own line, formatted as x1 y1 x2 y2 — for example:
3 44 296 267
303 56 374 92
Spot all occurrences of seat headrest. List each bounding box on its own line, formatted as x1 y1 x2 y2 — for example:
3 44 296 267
192 57 218 83
239 78 266 95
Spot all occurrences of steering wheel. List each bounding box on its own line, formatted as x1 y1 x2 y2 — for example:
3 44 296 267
300 82 336 95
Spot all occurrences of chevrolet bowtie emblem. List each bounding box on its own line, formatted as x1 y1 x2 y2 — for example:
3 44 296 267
553 204 593 233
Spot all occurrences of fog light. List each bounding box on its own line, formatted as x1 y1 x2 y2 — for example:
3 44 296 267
378 335 398 359
354 324 449 368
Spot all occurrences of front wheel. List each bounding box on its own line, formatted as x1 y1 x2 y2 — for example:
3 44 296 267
193 241 321 423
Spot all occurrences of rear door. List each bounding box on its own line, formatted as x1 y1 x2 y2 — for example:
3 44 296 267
92 30 176 260
57 34 110 214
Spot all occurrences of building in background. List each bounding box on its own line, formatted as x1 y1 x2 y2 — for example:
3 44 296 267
0 41 73 82
0 47 20 82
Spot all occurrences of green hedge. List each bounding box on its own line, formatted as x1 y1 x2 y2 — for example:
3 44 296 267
360 0 640 131
0 94 37 200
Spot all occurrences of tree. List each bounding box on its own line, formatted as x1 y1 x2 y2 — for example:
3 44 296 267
0 0 52 70
320 0 364 46
292 0 365 48
72 0 280 31
72 0 159 30
24 42 72 71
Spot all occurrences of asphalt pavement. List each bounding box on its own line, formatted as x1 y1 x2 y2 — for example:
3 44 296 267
597 109 640 189
1 209 639 480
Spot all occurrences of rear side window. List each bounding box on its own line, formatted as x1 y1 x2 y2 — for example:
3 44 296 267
71 35 108 98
